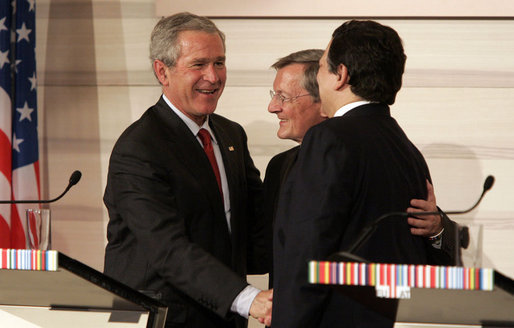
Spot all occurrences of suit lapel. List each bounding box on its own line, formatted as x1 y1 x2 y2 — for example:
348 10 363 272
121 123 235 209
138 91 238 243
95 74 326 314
280 146 299 186
154 98 227 222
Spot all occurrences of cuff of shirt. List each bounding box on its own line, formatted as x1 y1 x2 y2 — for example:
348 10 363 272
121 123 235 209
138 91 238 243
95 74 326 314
230 285 261 319
429 228 444 249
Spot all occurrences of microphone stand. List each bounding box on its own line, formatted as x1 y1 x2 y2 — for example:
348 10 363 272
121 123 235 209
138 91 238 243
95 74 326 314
0 171 82 204
329 175 495 263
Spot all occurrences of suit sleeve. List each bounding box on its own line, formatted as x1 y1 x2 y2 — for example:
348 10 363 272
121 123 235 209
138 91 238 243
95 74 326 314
107 138 247 318
426 209 460 266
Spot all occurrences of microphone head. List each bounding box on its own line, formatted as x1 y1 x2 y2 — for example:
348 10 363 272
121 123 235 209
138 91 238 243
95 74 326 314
483 175 495 192
69 170 82 186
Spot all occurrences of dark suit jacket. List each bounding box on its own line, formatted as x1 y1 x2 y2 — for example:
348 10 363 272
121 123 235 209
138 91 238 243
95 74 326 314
103 97 266 328
264 148 458 277
272 103 450 328
262 146 299 230
261 146 300 285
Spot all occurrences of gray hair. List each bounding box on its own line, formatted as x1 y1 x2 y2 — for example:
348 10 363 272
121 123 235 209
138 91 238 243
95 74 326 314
150 12 226 67
271 49 323 103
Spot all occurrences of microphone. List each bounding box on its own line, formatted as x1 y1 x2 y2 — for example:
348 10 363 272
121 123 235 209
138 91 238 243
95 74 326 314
329 175 495 262
0 170 82 204
405 175 494 217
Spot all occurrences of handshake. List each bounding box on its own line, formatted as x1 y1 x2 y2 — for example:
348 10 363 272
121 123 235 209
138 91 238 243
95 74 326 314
250 289 273 326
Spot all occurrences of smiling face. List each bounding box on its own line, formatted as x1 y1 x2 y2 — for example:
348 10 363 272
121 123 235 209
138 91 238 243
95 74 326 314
268 63 324 143
156 30 226 125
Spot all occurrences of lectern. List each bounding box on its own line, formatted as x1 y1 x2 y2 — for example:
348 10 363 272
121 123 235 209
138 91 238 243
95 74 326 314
0 249 168 328
309 261 514 327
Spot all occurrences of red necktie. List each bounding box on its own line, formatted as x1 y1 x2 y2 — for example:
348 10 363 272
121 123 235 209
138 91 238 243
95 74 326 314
197 128 223 198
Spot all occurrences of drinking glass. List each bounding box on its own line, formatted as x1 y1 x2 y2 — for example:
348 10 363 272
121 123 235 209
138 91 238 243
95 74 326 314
26 209 51 250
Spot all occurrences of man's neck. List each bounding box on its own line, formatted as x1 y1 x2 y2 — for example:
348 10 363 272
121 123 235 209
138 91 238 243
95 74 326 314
329 93 365 118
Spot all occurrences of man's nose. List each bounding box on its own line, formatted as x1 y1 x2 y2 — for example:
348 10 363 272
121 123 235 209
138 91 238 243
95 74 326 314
268 98 282 113
203 64 219 83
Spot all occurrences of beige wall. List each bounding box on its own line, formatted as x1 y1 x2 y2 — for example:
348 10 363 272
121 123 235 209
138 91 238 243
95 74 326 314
33 1 513 326
156 0 514 17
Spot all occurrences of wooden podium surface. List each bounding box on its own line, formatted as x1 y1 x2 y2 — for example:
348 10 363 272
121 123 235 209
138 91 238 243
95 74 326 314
0 250 168 328
309 261 514 327
396 270 514 326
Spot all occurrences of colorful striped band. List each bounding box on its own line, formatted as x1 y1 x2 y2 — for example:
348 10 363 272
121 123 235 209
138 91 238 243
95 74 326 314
309 261 494 291
0 248 58 271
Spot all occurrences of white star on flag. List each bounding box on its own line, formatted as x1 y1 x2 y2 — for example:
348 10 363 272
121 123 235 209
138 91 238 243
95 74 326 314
0 17 7 32
0 50 9 68
12 134 24 153
28 72 36 90
13 58 21 72
17 102 34 122
1 0 41 249
28 0 35 12
16 22 32 42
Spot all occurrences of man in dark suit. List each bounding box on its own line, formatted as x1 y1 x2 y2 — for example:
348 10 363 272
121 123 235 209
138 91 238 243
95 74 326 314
103 13 271 328
271 21 454 327
265 50 459 274
262 49 326 259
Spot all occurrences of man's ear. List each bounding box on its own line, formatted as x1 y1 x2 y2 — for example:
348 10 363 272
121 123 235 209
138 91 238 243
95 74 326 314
153 59 169 86
334 64 350 91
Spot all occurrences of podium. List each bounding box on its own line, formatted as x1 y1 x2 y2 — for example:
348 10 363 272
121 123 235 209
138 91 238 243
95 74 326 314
309 261 514 327
0 249 167 328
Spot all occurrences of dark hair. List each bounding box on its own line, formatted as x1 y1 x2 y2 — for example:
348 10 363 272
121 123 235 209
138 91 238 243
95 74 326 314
271 49 324 103
328 20 406 105
150 12 225 68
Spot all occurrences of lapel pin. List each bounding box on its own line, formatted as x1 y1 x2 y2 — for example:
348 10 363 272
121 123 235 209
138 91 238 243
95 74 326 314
228 146 235 151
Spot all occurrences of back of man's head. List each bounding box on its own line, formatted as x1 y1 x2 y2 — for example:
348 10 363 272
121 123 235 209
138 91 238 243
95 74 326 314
149 12 226 68
272 49 324 103
328 20 406 105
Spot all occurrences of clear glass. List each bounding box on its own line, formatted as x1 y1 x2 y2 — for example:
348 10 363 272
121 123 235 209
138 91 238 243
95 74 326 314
26 209 52 250
460 223 483 268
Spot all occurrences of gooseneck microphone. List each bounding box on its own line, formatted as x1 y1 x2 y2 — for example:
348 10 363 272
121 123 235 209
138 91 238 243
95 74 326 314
0 170 82 204
330 175 495 262
405 175 495 217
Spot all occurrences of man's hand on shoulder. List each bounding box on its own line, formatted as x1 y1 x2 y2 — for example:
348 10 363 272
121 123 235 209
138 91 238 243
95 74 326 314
407 180 444 237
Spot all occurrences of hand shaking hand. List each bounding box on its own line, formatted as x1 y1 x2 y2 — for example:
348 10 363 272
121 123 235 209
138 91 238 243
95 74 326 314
249 289 273 326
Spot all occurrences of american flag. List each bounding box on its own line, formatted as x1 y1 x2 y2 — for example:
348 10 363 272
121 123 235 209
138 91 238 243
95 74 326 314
0 0 40 249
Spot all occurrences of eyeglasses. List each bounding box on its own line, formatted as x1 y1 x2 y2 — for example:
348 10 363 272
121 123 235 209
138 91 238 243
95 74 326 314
269 90 310 105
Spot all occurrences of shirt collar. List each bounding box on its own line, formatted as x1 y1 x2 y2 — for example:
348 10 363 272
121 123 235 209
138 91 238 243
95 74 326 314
334 100 373 117
162 94 218 144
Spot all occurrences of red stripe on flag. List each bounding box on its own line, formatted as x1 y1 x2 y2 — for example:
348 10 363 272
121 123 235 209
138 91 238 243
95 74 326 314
0 218 10 248
0 130 12 248
10 203 26 249
0 131 12 181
